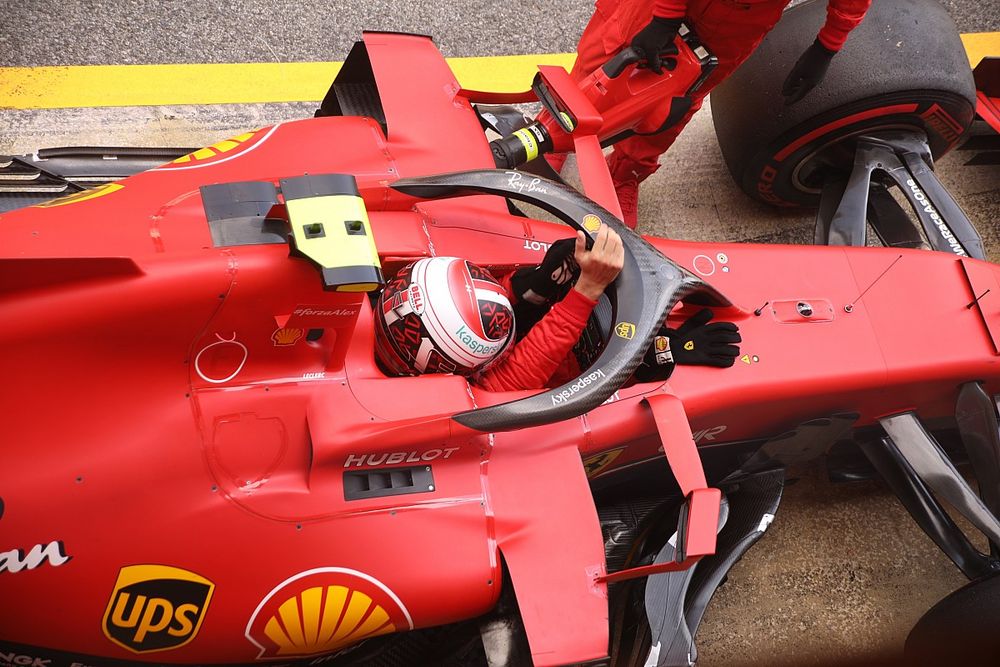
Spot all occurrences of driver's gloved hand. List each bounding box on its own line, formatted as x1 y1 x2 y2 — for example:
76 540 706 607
510 237 580 339
510 237 579 306
635 309 741 382
630 16 682 75
781 39 836 105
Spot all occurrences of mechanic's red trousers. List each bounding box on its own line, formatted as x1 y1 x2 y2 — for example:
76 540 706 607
570 0 789 180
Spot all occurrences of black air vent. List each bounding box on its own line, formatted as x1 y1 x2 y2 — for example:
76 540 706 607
344 465 435 501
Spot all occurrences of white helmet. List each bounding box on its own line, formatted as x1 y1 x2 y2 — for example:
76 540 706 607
375 257 516 376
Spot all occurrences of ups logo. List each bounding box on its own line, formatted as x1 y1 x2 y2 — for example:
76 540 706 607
103 564 214 653
614 322 636 340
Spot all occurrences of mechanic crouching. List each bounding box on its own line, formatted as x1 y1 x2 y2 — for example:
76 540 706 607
373 224 741 389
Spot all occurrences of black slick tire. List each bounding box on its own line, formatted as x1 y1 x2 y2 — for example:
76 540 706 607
711 0 977 207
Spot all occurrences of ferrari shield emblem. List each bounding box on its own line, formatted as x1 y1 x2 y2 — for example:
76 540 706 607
615 322 636 340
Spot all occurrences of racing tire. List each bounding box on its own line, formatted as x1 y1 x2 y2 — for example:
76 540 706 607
904 571 1000 665
711 0 977 207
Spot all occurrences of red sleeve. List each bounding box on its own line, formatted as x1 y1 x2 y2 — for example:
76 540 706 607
653 0 687 20
500 272 520 306
817 0 872 51
475 288 596 392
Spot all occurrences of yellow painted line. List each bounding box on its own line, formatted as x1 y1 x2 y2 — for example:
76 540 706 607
0 32 994 110
962 31 1000 68
0 54 576 110
0 62 344 109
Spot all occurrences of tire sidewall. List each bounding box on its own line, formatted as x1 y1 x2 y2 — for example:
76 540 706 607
747 91 975 207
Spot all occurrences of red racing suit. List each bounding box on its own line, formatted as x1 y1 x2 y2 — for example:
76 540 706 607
574 0 872 180
476 287 596 392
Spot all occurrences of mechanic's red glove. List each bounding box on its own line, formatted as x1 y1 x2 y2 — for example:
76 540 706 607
630 16 682 75
782 39 836 105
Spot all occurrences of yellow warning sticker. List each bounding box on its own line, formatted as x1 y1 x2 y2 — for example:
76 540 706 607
513 128 539 162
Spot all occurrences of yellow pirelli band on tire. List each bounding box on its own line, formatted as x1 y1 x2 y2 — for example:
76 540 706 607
513 128 539 162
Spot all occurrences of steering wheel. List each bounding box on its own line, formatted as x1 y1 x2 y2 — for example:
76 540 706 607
391 170 730 433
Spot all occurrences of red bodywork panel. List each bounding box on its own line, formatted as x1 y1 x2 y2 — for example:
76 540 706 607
2 32 1000 667
974 56 1000 133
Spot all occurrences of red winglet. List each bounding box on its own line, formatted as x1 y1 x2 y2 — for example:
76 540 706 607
574 133 624 220
599 392 720 583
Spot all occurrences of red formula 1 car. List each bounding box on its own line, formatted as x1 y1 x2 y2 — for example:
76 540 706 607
2 3 1000 667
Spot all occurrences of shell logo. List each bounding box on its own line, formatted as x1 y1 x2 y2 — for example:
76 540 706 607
582 214 602 233
156 126 278 171
246 568 413 660
271 327 304 347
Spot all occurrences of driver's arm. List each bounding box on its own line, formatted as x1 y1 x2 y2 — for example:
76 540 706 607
475 225 624 392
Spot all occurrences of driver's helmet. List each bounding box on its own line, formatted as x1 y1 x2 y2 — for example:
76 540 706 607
375 257 516 376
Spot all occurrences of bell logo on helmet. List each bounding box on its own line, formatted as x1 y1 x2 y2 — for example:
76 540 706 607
246 568 412 659
408 284 424 314
103 565 214 654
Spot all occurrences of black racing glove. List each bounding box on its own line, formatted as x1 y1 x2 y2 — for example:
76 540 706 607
781 39 836 105
510 237 579 306
635 309 741 382
629 16 682 75
510 237 580 338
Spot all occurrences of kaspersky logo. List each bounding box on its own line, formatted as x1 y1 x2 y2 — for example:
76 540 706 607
103 565 214 654
246 568 412 659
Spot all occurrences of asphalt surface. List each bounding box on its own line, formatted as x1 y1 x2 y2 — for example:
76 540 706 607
2 1 999 666
0 0 997 66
